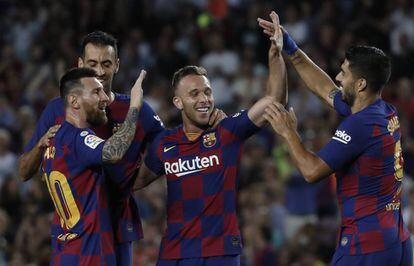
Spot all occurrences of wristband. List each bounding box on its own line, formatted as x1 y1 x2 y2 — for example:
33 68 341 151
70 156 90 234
283 30 299 56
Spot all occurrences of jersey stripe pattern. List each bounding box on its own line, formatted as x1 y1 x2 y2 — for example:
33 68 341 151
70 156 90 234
145 110 260 259
317 92 410 255
25 94 163 246
43 121 115 265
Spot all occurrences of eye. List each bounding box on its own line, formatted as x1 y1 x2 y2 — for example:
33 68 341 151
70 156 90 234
103 62 112 68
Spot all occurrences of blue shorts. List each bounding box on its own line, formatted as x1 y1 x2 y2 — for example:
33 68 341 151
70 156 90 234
331 238 412 266
115 242 133 266
156 255 240 266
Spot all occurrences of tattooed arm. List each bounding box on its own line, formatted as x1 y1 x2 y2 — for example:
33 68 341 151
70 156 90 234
102 70 146 164
289 50 339 108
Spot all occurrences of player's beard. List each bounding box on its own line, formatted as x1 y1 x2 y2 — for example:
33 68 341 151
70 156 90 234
85 105 108 127
342 84 356 107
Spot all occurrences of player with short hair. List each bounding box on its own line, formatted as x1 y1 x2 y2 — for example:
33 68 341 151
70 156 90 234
18 31 164 266
42 67 145 265
135 12 287 266
258 11 412 266
18 31 225 265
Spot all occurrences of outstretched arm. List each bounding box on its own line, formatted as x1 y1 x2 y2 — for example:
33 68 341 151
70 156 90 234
258 13 339 108
102 70 146 163
264 102 333 182
18 125 61 181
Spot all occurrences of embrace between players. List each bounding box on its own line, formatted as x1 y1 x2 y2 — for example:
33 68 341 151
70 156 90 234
18 10 412 266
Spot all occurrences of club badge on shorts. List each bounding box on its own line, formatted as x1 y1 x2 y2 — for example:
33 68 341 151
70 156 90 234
203 133 216 148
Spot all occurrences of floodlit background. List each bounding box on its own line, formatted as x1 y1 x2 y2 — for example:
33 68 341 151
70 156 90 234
0 0 414 265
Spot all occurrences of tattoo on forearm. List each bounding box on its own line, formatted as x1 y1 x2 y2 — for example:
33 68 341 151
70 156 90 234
328 88 340 99
102 108 139 163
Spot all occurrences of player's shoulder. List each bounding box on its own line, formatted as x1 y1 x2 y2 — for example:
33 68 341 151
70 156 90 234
350 99 397 124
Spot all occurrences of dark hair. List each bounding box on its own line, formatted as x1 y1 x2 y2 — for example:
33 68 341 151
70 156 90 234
81 31 118 58
345 45 391 93
59 68 97 103
172 65 208 90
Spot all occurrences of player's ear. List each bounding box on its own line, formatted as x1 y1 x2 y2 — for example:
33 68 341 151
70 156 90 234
114 58 120 74
356 78 367 92
78 57 84 68
68 93 81 109
173 96 183 110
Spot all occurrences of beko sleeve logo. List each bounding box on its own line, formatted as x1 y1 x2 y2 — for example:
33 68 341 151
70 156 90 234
332 130 352 144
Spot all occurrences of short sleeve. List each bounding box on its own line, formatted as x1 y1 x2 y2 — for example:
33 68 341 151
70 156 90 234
219 110 261 140
24 98 64 152
74 130 105 167
143 132 165 175
140 101 165 144
333 91 352 117
317 116 369 171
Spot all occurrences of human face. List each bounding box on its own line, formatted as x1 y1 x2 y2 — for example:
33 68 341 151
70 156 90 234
78 43 119 95
335 59 356 106
79 77 109 127
174 75 214 129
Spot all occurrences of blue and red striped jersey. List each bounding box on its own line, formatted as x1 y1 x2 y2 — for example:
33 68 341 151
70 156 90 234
317 91 410 255
25 93 164 243
144 110 260 259
43 121 115 265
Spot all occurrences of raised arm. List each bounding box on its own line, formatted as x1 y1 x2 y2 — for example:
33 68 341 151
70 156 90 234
248 11 287 127
266 12 288 106
102 70 146 163
258 13 339 108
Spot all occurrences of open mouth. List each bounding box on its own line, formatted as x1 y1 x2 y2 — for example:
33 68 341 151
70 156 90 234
196 107 210 114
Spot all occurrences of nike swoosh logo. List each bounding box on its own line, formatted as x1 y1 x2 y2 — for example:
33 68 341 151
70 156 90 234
163 145 176 152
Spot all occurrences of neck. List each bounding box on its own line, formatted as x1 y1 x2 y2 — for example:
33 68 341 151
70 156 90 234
182 115 207 135
65 108 89 128
351 93 381 114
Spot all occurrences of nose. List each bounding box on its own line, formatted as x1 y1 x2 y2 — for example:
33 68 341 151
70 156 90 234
335 72 341 83
100 90 109 103
94 64 105 76
198 93 208 103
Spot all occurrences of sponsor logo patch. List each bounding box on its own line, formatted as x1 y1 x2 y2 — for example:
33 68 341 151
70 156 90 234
332 130 351 144
164 155 220 177
84 135 104 149
80 131 89 137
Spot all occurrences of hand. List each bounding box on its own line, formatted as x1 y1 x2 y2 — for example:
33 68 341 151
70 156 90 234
258 11 298 56
208 108 227 128
37 125 61 149
130 70 147 109
258 12 283 56
263 102 297 138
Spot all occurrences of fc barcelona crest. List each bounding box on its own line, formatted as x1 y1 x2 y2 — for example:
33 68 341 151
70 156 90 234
202 133 216 148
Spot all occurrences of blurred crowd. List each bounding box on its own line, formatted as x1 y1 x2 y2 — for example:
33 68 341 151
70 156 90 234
1 0 414 265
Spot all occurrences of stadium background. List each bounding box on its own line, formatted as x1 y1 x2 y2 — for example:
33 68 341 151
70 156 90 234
0 0 414 265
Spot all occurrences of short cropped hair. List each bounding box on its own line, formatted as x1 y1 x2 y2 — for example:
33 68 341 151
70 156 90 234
345 45 391 93
59 68 97 105
172 66 208 91
81 31 118 58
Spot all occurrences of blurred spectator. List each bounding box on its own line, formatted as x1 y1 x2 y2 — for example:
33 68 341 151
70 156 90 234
0 1 413 265
0 129 16 187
